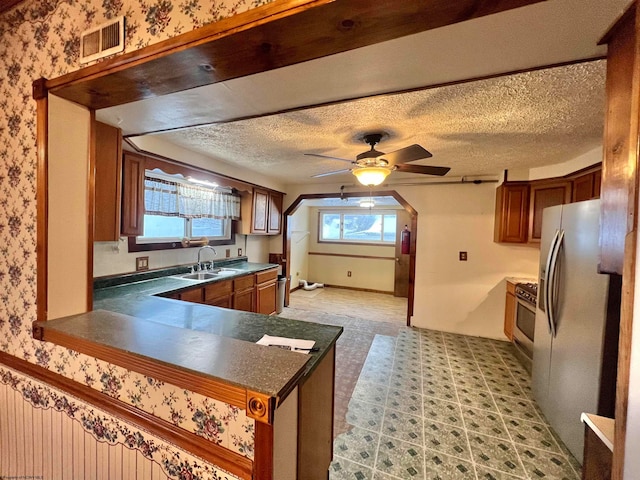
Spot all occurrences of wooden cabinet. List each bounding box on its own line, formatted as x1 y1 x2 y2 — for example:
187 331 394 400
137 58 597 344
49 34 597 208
572 167 602 202
204 280 233 308
165 270 277 314
94 121 123 241
255 268 278 315
495 167 601 245
241 188 283 235
121 152 146 236
178 287 203 303
528 179 572 242
494 182 529 243
504 281 516 341
233 275 255 312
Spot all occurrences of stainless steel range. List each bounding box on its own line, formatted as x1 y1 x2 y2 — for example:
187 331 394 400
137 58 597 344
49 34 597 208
513 282 537 372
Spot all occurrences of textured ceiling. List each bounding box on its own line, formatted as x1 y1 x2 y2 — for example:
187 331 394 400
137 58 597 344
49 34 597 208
145 61 605 184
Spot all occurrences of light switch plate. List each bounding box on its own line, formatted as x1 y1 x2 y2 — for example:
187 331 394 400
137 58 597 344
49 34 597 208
459 251 468 261
238 248 243 256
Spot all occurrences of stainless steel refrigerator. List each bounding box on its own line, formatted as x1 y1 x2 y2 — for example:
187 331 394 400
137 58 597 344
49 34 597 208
533 199 619 463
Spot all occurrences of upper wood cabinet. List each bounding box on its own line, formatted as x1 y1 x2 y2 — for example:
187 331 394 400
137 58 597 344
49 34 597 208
121 152 146 237
241 188 283 235
494 182 530 243
528 179 572 242
94 121 123 241
572 168 602 202
495 164 601 244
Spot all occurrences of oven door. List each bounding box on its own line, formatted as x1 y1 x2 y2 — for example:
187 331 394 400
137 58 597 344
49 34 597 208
513 297 536 367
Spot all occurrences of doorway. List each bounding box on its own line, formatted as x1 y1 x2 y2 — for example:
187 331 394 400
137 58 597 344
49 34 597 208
282 190 417 326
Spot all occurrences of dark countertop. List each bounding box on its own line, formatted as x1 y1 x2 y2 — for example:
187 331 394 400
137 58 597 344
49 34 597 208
40 261 342 403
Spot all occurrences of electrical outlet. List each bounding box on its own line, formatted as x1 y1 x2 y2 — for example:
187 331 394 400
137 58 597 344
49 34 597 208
225 248 230 258
238 248 243 256
459 251 468 261
347 271 352 277
136 256 149 271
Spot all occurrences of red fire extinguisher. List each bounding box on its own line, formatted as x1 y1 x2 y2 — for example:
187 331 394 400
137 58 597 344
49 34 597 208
401 225 410 254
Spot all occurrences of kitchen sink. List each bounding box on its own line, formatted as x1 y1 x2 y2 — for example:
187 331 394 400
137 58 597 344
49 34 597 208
173 272 219 281
211 268 241 274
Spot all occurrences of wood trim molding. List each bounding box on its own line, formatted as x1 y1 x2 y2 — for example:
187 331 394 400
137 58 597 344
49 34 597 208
254 422 274 480
247 391 275 424
33 321 249 411
34 78 49 323
320 285 394 295
44 0 544 110
308 252 395 261
88 111 96 311
0 351 253 480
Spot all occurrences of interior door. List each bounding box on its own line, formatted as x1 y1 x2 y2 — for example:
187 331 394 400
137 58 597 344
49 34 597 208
394 210 411 297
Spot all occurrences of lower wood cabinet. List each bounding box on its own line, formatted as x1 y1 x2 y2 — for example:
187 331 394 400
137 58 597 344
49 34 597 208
504 281 516 341
166 268 278 315
204 280 233 307
256 268 278 315
233 275 256 312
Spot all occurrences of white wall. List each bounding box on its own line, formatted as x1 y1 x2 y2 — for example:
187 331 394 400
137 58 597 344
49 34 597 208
528 146 602 180
48 95 91 319
93 235 251 277
288 205 311 289
284 181 539 339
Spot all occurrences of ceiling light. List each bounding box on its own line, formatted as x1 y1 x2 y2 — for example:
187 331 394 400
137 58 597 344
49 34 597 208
359 199 375 208
352 166 391 186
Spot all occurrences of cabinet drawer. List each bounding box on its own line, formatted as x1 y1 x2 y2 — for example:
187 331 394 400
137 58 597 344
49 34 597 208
256 268 278 285
234 274 255 291
204 280 232 303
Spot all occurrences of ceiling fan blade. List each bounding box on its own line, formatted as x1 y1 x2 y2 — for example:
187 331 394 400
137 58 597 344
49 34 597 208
395 164 450 176
304 153 354 163
311 168 353 178
383 144 432 165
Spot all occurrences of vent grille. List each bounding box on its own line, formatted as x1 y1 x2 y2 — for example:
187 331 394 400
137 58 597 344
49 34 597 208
80 16 125 63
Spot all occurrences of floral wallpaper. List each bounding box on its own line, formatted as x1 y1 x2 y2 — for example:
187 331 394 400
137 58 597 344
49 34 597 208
0 0 274 477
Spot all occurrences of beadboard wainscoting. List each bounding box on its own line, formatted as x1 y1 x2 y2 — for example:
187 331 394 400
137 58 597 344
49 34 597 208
0 366 238 480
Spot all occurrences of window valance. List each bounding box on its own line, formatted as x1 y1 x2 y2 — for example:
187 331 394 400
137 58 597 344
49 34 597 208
144 172 240 220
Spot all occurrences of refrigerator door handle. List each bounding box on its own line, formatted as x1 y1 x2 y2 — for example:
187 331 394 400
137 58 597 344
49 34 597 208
548 229 565 338
544 229 561 335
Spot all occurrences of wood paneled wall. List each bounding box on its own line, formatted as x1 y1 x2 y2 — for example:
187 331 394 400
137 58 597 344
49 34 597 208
0 383 170 480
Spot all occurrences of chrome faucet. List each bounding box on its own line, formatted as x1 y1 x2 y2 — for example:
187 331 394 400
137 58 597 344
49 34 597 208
197 246 217 271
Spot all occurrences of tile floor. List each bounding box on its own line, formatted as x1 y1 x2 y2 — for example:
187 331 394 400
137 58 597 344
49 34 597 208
282 287 581 479
329 330 581 480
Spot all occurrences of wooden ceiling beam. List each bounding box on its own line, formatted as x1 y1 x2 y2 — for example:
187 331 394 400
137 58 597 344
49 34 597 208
45 0 544 110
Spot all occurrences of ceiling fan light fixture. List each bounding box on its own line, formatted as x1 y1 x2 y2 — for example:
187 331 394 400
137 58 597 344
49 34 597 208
352 166 391 186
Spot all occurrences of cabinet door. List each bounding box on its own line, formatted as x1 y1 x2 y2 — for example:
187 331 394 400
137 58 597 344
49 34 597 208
494 183 529 243
528 180 572 242
94 121 123 241
572 170 602 202
251 188 269 233
121 152 145 236
504 291 516 341
179 288 203 303
256 281 277 315
233 288 255 312
204 280 232 304
267 192 283 234
208 294 232 309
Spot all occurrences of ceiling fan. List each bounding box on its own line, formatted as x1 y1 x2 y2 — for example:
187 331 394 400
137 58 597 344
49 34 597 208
305 133 450 186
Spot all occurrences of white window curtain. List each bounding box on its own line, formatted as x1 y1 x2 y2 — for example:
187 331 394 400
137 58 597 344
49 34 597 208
144 175 240 219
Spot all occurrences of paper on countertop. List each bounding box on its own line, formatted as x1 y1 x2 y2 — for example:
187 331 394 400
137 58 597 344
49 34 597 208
256 334 315 354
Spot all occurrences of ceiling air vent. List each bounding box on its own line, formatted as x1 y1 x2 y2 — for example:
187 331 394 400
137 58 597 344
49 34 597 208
80 16 125 64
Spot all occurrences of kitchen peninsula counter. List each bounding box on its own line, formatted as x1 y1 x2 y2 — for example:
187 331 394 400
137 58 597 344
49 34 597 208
33 261 342 479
